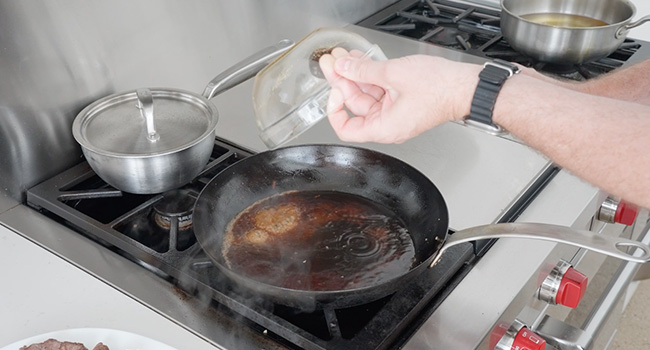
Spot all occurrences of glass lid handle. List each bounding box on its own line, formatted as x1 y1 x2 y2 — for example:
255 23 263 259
136 88 160 142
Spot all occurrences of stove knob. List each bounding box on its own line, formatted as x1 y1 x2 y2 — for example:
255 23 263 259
538 260 587 308
512 327 546 350
556 267 588 308
597 196 639 225
614 200 639 225
491 320 546 350
489 322 510 349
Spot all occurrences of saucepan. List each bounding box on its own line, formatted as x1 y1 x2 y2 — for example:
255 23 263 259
72 39 294 194
193 144 650 310
500 0 650 64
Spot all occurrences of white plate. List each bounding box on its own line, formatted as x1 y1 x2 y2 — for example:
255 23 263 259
0 328 178 350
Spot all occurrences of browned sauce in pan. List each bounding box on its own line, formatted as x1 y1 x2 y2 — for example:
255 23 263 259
222 190 416 291
521 13 608 28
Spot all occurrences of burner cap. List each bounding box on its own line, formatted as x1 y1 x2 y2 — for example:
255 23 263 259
153 189 195 231
154 189 195 217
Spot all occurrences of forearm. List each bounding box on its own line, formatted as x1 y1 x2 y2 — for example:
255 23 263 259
321 52 650 208
492 74 650 208
520 59 650 105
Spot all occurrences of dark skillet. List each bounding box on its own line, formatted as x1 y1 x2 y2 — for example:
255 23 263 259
193 144 650 310
193 144 448 310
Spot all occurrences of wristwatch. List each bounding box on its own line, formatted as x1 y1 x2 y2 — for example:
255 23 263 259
464 59 520 135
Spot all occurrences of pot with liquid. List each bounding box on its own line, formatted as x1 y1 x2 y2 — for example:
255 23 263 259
500 0 650 64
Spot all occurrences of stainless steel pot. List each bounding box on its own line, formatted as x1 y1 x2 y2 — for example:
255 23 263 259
72 40 293 194
501 0 650 64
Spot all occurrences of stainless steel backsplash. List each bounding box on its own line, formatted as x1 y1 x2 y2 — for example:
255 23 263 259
0 0 395 202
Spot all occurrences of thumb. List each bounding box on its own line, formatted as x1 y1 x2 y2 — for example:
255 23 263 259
334 56 388 86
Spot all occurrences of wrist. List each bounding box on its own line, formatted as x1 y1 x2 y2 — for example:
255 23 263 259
452 64 482 122
463 59 520 134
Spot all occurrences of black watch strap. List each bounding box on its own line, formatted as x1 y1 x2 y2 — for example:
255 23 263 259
465 59 520 135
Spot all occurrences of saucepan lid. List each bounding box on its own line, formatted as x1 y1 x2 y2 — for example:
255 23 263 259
73 88 218 156
252 27 387 149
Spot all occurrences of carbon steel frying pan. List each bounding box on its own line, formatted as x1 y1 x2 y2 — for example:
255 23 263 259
193 144 650 310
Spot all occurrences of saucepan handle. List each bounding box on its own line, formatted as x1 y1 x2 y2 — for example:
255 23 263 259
617 15 650 38
429 222 650 268
202 39 294 99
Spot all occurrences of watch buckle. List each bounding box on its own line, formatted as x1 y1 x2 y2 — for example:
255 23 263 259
462 118 506 136
484 59 519 78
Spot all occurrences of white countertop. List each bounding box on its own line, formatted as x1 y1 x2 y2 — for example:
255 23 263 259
0 224 219 350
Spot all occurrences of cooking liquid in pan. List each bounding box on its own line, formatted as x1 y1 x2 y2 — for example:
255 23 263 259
521 13 609 28
223 191 416 291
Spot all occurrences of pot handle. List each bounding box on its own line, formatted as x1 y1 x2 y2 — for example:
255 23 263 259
429 222 650 268
202 39 294 99
136 88 160 142
616 15 650 38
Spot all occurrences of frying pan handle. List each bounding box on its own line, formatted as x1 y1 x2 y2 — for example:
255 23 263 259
429 222 650 268
202 39 294 99
616 15 650 38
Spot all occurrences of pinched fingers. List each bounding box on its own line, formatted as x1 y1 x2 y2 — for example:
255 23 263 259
319 52 383 117
331 48 385 102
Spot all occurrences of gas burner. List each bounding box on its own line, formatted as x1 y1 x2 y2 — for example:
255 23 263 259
120 213 169 253
533 62 599 81
113 189 198 253
151 189 197 251
153 189 195 231
422 26 471 49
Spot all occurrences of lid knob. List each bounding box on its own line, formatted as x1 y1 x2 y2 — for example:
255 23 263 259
136 88 160 142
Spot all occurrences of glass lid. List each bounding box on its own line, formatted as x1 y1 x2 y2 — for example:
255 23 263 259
252 27 387 148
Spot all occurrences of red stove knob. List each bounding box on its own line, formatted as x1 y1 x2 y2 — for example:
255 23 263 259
489 322 510 349
556 267 588 308
512 327 546 350
614 200 639 226
597 196 639 225
491 321 546 350
538 260 588 308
